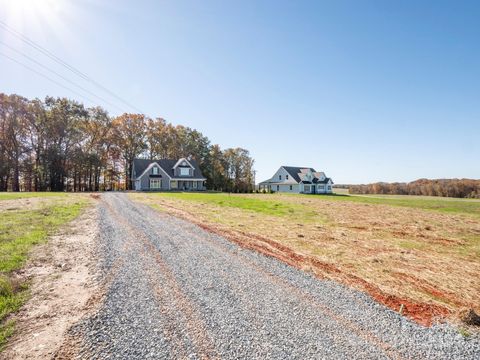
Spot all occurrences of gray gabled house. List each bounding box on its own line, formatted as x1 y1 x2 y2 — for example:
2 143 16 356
258 166 333 194
132 158 207 191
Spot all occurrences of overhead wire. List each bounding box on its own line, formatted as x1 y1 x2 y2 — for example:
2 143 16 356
0 40 126 113
0 20 145 114
0 51 103 106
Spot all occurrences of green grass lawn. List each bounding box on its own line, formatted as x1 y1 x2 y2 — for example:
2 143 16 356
146 191 480 217
148 192 312 217
0 196 87 349
0 192 67 201
315 193 480 217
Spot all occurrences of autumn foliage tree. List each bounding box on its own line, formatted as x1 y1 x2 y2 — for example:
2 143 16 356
111 113 147 190
0 93 256 192
349 179 480 199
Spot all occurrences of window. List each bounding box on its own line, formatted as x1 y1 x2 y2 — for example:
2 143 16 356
152 166 159 175
277 185 279 191
279 175 282 180
171 180 177 189
150 179 162 189
304 185 310 192
286 175 289 180
289 185 292 190
318 185 325 191
327 185 331 191
180 168 190 176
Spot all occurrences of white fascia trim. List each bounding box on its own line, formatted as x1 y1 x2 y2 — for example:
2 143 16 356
170 178 206 181
172 158 194 169
258 178 273 185
136 162 172 180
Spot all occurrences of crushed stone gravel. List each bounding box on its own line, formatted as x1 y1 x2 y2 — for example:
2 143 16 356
68 193 480 359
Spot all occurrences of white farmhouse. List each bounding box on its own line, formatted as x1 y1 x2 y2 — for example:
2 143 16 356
259 166 333 194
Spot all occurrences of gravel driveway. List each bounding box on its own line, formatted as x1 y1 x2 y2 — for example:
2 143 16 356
69 193 479 359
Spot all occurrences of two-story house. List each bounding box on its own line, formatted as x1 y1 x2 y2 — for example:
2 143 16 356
259 166 333 194
132 158 206 191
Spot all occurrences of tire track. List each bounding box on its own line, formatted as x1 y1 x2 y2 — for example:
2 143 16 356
103 194 219 359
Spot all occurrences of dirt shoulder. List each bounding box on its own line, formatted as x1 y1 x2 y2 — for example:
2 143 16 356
1 204 99 359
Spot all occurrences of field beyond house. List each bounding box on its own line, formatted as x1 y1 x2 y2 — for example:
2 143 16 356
131 192 480 326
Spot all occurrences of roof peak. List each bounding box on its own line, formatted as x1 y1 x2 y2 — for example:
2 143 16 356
282 165 315 169
133 157 198 164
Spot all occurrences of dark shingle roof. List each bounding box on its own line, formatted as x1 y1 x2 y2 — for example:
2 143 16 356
133 158 205 179
282 166 316 183
316 177 333 184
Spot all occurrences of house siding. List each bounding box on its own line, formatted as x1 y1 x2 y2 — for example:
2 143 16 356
270 167 297 185
273 184 300 193
138 164 171 190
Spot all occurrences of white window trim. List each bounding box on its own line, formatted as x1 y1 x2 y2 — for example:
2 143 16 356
150 179 162 189
180 167 190 176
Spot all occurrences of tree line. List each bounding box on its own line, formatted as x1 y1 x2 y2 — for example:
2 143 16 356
0 93 255 192
349 179 480 199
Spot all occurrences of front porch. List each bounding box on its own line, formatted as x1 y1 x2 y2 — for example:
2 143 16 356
170 180 206 191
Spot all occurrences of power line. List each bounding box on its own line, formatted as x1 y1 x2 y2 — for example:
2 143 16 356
0 40 126 113
0 20 145 114
0 51 104 106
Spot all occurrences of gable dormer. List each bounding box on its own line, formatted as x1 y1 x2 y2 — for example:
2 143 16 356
150 163 161 176
301 169 313 181
173 158 194 177
313 172 326 181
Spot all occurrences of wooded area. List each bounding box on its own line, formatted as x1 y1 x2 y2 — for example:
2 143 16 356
0 93 255 192
349 179 480 199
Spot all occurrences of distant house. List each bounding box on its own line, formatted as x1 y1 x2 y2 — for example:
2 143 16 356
259 166 333 194
132 158 206 191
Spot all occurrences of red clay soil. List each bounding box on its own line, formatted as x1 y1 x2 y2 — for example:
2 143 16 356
195 220 451 326
150 202 452 326
394 272 466 309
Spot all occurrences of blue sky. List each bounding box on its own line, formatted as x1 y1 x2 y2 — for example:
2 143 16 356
1 0 479 184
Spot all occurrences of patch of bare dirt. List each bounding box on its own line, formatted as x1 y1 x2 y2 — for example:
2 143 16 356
1 206 99 360
0 197 53 212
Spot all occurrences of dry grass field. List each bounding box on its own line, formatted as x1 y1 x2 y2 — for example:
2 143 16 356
131 192 480 327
